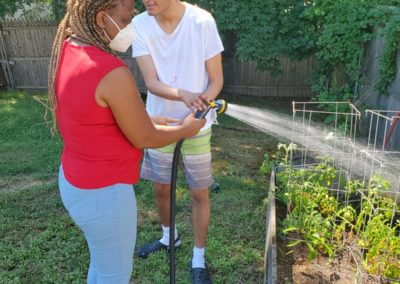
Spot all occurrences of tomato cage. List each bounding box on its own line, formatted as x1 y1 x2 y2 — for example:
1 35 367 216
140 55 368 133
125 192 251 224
361 110 400 189
290 101 360 176
265 102 400 283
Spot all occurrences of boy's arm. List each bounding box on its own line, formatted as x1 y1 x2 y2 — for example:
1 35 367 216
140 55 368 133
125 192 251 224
201 53 223 101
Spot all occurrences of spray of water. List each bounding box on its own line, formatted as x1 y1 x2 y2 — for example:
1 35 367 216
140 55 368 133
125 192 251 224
227 104 293 142
226 103 400 193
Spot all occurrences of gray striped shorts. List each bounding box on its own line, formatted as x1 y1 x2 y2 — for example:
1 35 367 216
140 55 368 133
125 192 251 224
140 129 214 190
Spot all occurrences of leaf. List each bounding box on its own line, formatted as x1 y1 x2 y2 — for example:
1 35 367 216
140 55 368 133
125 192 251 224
283 226 299 233
306 242 318 260
287 240 303 248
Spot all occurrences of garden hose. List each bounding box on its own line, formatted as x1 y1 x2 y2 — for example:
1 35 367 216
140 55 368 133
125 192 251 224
169 99 227 284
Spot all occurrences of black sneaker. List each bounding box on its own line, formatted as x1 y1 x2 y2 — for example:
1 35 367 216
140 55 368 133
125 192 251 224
136 237 181 259
190 263 212 284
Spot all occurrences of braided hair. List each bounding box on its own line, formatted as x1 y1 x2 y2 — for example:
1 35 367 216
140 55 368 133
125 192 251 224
47 0 118 134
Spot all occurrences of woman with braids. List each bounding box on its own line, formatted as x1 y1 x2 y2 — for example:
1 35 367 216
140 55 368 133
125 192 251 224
48 0 205 282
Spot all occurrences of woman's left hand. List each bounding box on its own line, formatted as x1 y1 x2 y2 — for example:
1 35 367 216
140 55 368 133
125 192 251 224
150 116 180 125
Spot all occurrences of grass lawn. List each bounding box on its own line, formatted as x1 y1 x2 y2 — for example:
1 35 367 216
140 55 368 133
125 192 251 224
0 91 279 283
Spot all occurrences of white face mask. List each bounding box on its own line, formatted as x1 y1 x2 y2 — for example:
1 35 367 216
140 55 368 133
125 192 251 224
104 14 135 52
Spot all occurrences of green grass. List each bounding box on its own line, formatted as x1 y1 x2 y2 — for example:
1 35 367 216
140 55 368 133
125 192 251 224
0 91 279 283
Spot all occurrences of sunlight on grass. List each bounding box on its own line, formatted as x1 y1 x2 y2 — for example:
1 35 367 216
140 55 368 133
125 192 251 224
2 104 16 113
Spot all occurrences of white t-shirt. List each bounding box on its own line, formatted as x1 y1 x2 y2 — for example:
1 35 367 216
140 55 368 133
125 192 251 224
132 2 224 130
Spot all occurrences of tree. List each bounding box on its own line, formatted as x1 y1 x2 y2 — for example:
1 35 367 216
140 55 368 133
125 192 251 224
0 0 65 20
0 0 37 19
49 0 65 21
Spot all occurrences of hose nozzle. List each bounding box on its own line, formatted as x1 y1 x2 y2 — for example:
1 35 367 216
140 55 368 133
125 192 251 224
210 99 227 114
195 99 228 119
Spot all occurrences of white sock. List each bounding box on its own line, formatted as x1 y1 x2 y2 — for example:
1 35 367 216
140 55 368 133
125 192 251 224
192 246 205 268
159 225 179 246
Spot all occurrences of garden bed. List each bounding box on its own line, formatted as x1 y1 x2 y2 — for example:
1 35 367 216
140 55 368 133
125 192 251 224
265 162 400 284
276 201 383 284
262 102 400 283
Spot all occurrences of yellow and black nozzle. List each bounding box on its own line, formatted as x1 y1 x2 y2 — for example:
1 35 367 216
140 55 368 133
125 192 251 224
195 99 228 119
210 99 227 114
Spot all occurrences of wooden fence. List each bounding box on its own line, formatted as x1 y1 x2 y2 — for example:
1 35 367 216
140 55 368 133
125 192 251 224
0 20 315 98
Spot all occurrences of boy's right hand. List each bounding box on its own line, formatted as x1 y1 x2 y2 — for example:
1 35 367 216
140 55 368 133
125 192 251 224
181 113 206 138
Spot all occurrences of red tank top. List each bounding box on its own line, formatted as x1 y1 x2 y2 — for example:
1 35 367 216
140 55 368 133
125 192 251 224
56 40 142 189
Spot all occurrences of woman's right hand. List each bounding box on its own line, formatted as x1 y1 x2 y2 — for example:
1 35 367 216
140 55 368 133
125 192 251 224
181 113 206 138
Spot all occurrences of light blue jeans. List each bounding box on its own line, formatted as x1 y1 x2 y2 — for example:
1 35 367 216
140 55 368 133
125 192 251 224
58 166 137 284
